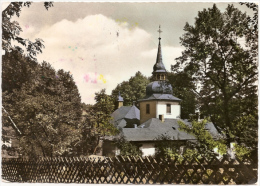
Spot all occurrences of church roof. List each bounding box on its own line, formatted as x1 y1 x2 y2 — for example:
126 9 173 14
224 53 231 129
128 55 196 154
153 39 166 73
139 93 181 102
122 119 195 141
115 119 127 128
145 81 173 96
122 118 221 142
111 105 140 123
124 105 140 119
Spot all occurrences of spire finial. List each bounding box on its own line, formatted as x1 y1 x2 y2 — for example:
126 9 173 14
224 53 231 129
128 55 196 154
157 25 162 40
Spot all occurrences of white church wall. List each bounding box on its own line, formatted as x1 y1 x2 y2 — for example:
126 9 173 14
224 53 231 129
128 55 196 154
157 102 180 119
140 143 156 156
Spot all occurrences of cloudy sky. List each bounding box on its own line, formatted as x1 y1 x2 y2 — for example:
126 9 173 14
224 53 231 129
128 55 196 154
2 1 254 104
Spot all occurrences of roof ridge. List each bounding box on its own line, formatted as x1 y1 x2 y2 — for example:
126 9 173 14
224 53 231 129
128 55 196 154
124 105 140 119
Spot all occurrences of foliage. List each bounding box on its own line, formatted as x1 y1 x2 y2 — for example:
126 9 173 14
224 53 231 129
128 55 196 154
239 2 258 53
111 71 150 107
2 51 82 158
82 89 119 154
2 50 38 93
154 135 179 159
178 119 227 155
228 114 257 160
92 89 119 136
114 136 142 156
233 143 251 160
173 4 258 147
154 133 219 161
2 2 53 60
168 72 197 119
231 114 257 149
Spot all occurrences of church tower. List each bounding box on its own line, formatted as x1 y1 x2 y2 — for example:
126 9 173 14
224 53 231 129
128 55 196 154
117 91 124 108
138 26 181 124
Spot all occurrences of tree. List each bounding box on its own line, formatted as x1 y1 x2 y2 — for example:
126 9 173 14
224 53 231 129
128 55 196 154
114 136 142 156
173 4 258 146
239 2 258 59
2 2 86 158
2 50 38 93
178 119 227 155
2 51 82 158
154 134 180 159
111 71 150 107
2 2 53 60
168 72 197 119
83 89 119 154
154 132 219 160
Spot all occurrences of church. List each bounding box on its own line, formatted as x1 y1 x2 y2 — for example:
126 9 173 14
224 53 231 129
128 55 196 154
102 27 220 157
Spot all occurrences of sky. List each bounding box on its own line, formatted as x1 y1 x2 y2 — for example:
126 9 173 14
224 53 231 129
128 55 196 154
1 1 255 104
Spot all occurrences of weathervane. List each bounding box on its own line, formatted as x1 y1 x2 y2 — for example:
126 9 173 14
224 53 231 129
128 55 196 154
157 25 162 39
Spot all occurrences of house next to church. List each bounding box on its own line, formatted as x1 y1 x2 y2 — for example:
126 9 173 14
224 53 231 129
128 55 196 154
102 27 221 157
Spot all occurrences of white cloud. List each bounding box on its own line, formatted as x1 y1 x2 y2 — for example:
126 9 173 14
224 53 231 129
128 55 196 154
19 14 183 104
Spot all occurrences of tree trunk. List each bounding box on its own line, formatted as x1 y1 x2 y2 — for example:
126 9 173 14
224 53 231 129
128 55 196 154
93 135 100 154
223 97 232 148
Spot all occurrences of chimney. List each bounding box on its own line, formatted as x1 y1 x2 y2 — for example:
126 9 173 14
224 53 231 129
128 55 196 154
117 91 124 108
159 114 164 123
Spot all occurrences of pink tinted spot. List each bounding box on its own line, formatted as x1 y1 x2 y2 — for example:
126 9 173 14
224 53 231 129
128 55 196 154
91 79 97 84
84 74 90 82
91 72 97 84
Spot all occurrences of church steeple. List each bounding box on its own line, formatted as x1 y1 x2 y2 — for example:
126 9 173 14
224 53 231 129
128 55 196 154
152 25 167 81
138 26 181 124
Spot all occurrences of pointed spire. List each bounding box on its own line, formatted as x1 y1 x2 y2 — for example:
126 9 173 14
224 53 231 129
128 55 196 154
153 25 166 74
155 38 163 68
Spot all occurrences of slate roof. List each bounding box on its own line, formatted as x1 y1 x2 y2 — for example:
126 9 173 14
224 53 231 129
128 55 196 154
153 39 167 73
111 106 140 121
139 93 181 102
116 119 127 128
122 118 221 142
146 81 173 95
111 105 140 128
205 122 220 138
125 106 140 119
